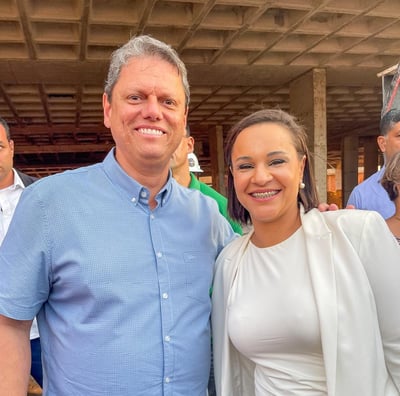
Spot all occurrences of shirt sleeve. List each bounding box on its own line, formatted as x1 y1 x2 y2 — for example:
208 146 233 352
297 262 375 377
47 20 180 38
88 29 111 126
0 186 51 320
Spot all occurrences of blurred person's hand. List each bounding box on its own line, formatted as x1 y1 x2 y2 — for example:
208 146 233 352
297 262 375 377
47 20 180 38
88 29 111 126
318 203 355 212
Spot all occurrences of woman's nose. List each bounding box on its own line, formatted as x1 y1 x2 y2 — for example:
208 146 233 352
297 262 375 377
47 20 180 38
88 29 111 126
252 166 272 185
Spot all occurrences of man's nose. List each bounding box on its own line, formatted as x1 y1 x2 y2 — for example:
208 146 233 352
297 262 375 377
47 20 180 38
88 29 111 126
142 96 162 121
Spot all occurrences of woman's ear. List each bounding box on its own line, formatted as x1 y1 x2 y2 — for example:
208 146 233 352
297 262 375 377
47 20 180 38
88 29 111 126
300 154 306 178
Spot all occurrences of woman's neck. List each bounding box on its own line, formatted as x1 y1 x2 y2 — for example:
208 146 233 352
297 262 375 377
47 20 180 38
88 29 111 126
251 208 302 248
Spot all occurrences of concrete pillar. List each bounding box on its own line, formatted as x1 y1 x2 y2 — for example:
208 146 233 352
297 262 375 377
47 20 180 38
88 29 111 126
290 68 327 203
208 125 226 195
363 136 379 179
341 135 359 206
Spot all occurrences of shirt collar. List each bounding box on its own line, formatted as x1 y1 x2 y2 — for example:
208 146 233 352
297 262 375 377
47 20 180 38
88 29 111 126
376 166 386 183
102 148 172 207
9 169 24 190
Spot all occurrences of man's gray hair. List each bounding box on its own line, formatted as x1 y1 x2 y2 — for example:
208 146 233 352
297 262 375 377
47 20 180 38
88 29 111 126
0 117 10 140
104 35 190 106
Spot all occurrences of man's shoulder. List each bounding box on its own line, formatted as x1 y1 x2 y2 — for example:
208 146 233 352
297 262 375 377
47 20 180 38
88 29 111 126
176 180 220 208
347 169 386 205
20 163 103 194
353 169 382 190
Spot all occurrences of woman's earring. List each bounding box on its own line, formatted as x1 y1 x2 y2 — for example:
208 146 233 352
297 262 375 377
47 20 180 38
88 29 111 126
299 181 305 189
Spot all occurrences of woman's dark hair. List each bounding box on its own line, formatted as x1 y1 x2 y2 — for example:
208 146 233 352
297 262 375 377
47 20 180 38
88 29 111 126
224 109 319 225
381 151 400 201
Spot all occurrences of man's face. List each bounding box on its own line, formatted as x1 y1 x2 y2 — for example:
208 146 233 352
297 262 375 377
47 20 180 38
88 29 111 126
103 55 188 176
170 135 194 172
0 125 14 188
378 120 400 163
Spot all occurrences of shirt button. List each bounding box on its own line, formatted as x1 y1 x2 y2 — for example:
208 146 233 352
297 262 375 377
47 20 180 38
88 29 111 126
165 335 171 342
162 293 168 299
165 377 170 383
150 214 155 220
131 197 136 203
140 190 147 198
157 252 162 258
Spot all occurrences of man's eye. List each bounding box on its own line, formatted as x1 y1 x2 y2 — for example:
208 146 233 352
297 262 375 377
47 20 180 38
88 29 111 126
270 159 285 166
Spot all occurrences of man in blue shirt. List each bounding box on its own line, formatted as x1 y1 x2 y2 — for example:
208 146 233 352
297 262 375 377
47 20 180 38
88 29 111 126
0 117 42 390
0 35 236 395
347 109 400 219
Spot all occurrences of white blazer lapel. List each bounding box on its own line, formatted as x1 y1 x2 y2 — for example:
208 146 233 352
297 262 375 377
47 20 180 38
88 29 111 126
301 208 338 396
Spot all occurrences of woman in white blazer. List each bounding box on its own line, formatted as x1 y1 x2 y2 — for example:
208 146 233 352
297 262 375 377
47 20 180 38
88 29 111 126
212 109 400 396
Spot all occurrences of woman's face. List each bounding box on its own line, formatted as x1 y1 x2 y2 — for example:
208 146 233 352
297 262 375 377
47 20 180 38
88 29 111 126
230 122 305 228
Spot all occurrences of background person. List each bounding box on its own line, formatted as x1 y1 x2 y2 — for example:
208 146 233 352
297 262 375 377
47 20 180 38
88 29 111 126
0 35 236 395
347 108 400 218
0 117 42 389
381 150 400 244
212 109 400 396
171 125 242 234
170 125 241 396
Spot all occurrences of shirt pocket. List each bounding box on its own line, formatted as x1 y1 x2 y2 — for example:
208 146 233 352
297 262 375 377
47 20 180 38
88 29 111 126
184 251 214 303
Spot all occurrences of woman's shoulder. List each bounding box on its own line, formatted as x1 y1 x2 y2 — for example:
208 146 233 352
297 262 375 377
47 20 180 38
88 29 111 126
308 208 391 246
302 207 387 241
216 233 251 266
319 207 385 224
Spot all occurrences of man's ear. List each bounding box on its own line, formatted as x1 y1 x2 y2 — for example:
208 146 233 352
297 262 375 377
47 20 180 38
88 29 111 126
103 93 111 129
377 135 386 153
187 136 195 154
9 139 14 154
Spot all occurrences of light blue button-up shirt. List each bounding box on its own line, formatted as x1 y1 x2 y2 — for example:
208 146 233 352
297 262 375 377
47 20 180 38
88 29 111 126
0 150 236 395
347 167 395 219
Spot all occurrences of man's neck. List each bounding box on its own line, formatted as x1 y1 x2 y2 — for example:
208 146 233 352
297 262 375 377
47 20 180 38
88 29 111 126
0 169 15 190
171 168 191 188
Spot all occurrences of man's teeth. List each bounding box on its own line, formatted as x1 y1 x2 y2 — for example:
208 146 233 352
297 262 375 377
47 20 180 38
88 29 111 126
252 191 278 198
137 128 163 136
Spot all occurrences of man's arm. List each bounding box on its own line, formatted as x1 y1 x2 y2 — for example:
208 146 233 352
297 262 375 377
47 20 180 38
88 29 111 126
0 315 32 394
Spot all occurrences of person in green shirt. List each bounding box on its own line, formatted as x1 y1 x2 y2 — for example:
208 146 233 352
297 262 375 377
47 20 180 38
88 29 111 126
171 125 242 235
171 125 241 396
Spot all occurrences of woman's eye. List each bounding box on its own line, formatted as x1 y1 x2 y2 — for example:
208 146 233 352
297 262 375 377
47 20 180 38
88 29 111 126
237 163 253 170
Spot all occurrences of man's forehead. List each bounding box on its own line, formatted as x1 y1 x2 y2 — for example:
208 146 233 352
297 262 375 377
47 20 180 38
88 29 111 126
0 125 8 141
388 121 400 134
120 58 184 89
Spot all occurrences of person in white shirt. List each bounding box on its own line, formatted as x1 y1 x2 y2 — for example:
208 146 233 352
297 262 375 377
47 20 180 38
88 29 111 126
0 116 42 388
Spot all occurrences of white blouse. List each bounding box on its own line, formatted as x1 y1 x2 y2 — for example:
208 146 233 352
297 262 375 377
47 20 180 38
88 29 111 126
227 227 327 395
